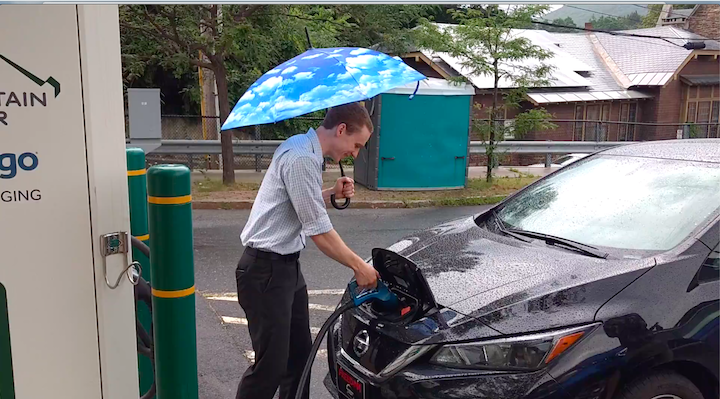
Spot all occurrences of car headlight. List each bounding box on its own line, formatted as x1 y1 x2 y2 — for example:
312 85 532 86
429 323 598 370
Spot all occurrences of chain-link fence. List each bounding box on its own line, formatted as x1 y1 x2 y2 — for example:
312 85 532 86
468 119 720 166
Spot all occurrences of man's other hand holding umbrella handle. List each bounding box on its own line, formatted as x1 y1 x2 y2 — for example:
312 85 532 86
330 163 352 210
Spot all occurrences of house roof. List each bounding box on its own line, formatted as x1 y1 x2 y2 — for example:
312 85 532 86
527 90 652 105
680 74 720 86
668 8 695 17
384 77 476 96
423 26 594 90
406 24 719 104
549 32 623 92
592 26 720 87
660 5 697 24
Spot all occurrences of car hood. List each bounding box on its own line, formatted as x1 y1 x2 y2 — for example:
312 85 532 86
386 215 655 340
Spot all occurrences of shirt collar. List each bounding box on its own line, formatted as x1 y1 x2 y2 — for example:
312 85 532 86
307 128 324 163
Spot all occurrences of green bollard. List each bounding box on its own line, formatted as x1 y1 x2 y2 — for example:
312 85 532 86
147 164 198 399
126 148 154 398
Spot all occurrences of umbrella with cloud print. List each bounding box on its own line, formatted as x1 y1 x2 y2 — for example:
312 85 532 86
220 47 426 131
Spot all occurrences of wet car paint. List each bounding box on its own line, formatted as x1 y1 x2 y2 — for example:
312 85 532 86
559 219 720 399
329 217 718 398
388 214 656 340
326 140 720 399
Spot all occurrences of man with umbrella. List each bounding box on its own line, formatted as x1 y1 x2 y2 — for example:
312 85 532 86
221 46 425 399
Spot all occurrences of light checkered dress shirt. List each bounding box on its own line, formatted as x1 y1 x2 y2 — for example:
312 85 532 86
240 128 333 255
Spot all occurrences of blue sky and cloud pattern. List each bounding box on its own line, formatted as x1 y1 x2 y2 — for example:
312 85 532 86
221 47 426 130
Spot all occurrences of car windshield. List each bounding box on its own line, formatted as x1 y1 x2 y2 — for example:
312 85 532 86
495 155 720 251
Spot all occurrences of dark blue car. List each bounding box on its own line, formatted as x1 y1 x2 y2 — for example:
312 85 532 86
326 139 720 399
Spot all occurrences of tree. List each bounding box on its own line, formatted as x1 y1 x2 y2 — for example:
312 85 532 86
331 5 435 54
121 5 268 184
413 5 557 183
120 5 436 184
540 17 578 33
642 4 663 28
589 11 643 31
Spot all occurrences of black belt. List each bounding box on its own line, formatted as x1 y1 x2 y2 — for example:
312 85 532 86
245 246 300 262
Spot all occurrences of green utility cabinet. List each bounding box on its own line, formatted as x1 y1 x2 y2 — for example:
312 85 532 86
355 78 475 190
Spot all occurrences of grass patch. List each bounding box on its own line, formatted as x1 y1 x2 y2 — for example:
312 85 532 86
465 176 537 195
192 175 538 207
193 178 259 193
428 195 507 207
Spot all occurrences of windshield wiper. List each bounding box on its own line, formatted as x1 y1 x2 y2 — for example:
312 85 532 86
492 211 530 243
505 228 609 259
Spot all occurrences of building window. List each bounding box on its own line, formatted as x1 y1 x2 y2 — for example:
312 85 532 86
685 85 720 138
574 105 583 141
574 103 620 141
585 105 601 141
619 103 638 141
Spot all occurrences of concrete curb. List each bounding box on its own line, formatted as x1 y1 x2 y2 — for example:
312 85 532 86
192 195 508 210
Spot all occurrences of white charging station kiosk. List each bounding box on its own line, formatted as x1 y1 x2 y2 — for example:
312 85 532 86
1 5 139 398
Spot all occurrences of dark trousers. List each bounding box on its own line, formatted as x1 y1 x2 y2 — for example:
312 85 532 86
235 247 312 399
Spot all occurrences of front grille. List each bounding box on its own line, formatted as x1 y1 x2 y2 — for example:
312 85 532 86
340 310 410 375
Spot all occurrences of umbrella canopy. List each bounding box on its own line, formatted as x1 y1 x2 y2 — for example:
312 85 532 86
221 47 426 131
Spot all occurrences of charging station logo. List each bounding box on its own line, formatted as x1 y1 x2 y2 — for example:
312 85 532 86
0 152 42 203
0 152 38 179
0 53 61 127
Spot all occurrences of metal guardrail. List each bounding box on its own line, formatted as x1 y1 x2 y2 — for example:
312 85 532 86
138 139 284 155
127 139 632 155
472 141 632 154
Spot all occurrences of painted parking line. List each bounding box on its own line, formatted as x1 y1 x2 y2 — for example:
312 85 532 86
307 289 346 296
222 316 321 334
206 294 337 312
309 303 336 312
204 289 345 302
244 349 327 364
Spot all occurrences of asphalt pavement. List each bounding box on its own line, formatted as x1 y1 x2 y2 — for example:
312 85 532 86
193 205 491 399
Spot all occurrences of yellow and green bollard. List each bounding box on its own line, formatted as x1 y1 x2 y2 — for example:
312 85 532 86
126 148 154 398
147 164 198 399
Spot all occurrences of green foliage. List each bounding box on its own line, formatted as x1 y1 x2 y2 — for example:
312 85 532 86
642 4 663 28
588 11 643 31
331 5 435 54
542 5 648 28
688 123 702 138
513 108 557 136
428 195 506 207
541 17 578 33
120 4 435 137
412 5 556 182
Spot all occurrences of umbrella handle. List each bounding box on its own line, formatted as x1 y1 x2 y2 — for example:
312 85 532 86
330 162 351 210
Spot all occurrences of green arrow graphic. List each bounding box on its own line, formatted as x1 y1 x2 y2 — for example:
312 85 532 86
0 54 60 98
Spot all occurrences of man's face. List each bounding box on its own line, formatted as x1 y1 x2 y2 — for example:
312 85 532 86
331 123 372 162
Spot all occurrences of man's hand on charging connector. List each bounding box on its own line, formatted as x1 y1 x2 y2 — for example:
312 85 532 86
354 261 380 290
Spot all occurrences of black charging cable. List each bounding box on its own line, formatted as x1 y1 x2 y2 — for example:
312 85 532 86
131 237 157 399
295 301 355 399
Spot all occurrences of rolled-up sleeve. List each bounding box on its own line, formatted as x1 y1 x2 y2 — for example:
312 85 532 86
283 155 333 236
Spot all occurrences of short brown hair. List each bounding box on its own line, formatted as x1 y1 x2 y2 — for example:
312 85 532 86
321 102 373 134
